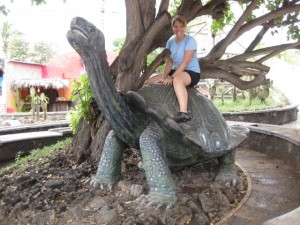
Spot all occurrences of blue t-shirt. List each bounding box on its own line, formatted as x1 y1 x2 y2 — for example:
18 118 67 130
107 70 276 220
166 35 200 73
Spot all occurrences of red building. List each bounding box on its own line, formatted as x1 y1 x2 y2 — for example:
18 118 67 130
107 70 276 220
1 51 117 113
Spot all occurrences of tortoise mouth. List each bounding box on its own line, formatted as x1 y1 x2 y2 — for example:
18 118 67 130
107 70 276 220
67 24 90 53
71 28 88 40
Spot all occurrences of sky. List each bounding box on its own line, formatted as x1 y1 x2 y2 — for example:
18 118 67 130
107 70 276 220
1 1 298 59
0 0 126 55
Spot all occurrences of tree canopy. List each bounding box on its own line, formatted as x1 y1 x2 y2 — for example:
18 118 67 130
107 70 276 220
0 22 56 63
111 0 300 91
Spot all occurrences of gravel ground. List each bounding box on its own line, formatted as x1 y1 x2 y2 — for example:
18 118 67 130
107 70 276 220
0 148 247 225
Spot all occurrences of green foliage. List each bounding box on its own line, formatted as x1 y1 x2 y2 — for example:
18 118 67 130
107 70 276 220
1 138 72 175
68 74 95 133
287 24 300 41
112 37 125 52
211 4 234 35
9 36 30 61
147 48 165 73
0 5 8 16
169 0 181 15
31 0 47 5
263 1 300 41
29 41 56 63
265 0 283 11
7 35 56 63
213 89 289 112
1 22 23 58
278 50 300 65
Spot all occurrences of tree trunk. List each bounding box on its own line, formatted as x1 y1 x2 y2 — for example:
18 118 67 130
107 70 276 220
68 113 111 164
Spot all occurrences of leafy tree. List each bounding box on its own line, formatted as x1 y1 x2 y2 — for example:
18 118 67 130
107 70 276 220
0 22 22 58
7 35 55 63
112 37 125 53
9 36 30 62
29 41 55 64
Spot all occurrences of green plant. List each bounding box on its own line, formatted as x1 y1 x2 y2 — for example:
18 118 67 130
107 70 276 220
211 3 234 35
213 88 289 112
40 93 49 120
147 48 165 73
0 138 72 175
68 74 96 133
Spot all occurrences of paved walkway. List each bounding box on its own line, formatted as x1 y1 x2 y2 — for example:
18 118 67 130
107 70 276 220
220 148 300 225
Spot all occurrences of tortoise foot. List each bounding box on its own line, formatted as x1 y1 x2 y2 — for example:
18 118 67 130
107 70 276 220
215 166 240 187
90 176 114 190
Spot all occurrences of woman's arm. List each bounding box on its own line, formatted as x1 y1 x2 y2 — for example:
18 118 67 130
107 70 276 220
162 56 173 79
160 56 173 85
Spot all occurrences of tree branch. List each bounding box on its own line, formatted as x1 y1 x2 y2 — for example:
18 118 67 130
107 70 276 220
231 42 300 61
245 25 270 53
116 11 171 90
257 42 300 62
140 0 156 31
203 60 269 76
135 49 170 90
234 3 300 41
201 68 269 90
132 12 171 72
205 0 260 61
157 0 170 16
125 0 144 45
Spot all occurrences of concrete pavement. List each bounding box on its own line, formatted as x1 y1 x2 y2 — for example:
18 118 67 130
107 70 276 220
221 148 300 225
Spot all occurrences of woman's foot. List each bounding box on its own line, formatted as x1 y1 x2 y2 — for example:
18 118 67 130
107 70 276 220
173 112 192 122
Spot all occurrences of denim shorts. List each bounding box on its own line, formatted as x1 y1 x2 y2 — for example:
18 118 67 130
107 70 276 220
169 69 200 87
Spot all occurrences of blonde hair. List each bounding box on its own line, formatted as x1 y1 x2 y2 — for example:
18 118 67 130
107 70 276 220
172 15 187 27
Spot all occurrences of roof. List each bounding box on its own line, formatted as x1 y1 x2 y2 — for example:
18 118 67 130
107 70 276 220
11 79 69 89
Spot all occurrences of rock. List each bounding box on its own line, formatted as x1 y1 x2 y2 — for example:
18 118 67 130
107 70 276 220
87 196 115 210
190 211 210 225
94 208 119 225
199 188 230 214
130 184 144 197
45 179 64 188
32 210 56 225
64 206 91 221
117 180 133 192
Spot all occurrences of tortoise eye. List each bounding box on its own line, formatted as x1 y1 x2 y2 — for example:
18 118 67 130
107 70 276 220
88 26 95 33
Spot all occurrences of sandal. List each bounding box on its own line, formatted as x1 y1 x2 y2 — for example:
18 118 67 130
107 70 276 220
173 112 192 122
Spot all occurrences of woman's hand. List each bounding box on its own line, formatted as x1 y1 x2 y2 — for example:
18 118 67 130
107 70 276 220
160 77 173 85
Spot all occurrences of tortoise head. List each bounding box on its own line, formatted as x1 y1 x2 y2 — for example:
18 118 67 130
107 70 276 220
67 17 105 60
67 17 143 147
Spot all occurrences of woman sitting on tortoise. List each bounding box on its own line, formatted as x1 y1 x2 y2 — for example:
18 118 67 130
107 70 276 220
145 15 201 123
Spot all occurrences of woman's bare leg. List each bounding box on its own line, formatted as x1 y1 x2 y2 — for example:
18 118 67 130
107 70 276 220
144 73 163 85
172 72 191 112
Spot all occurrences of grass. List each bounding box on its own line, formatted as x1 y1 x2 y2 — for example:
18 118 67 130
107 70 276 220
0 138 72 175
212 89 290 112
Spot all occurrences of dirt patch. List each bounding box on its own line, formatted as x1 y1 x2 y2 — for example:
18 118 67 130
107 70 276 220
0 148 247 225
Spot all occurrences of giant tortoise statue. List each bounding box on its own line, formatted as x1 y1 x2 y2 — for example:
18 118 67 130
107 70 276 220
67 17 249 205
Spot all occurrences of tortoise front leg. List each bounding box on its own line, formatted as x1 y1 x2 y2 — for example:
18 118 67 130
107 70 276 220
90 130 126 189
139 124 177 204
215 150 240 186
